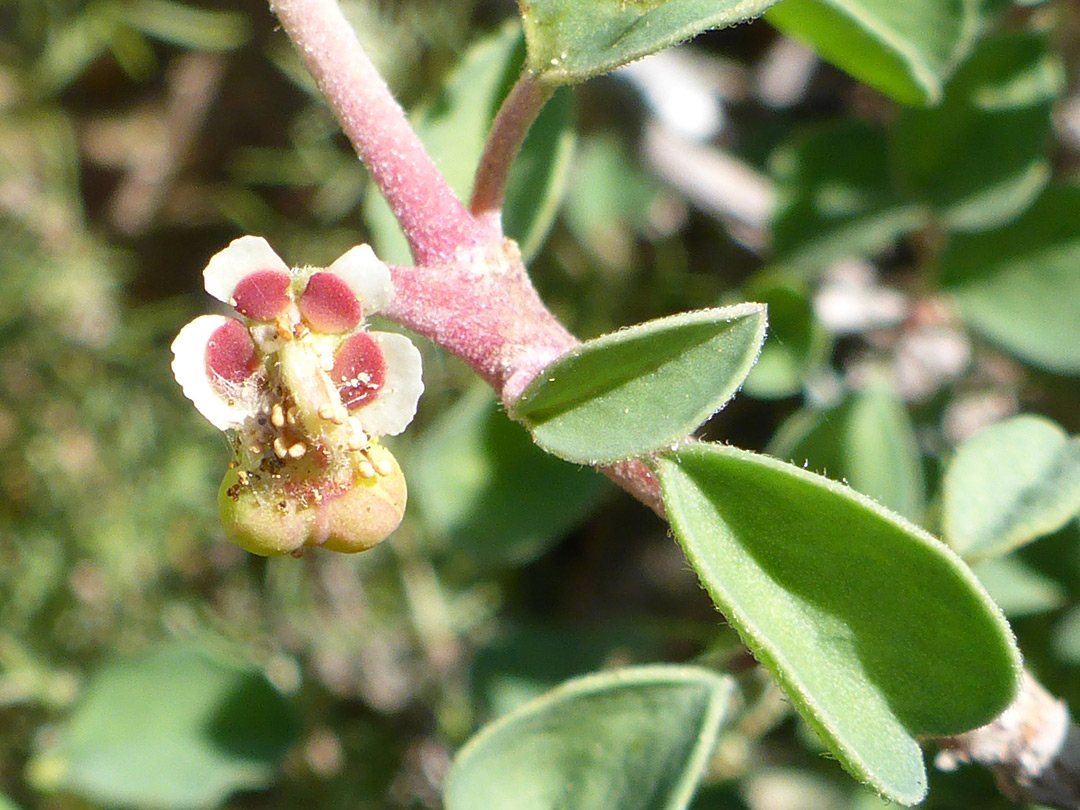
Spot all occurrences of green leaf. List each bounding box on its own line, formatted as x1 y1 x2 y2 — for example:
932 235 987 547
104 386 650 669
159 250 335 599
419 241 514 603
122 0 250 52
741 279 827 400
364 23 575 264
770 122 927 274
767 382 926 522
444 665 734 810
893 32 1062 231
512 305 767 464
472 623 665 716
972 556 1066 618
657 444 1020 805
410 385 608 566
766 0 979 106
939 185 1080 374
943 416 1080 561
563 135 664 265
518 0 781 85
29 645 298 810
1052 602 1080 664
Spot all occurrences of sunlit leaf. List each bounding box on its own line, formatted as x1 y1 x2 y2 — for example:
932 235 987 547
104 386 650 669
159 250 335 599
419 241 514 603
512 305 767 464
518 0 780 85
973 556 1066 618
767 0 980 105
658 444 1020 805
29 645 297 810
943 416 1080 560
939 185 1080 374
445 665 734 810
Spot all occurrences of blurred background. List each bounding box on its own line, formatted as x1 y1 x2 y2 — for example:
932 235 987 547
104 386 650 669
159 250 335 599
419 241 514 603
1 0 1079 808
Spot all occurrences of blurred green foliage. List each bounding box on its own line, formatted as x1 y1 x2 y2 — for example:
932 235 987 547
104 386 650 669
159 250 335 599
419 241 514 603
0 0 1079 808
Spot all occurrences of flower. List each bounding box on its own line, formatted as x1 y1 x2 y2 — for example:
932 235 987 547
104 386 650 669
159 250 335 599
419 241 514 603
171 236 423 556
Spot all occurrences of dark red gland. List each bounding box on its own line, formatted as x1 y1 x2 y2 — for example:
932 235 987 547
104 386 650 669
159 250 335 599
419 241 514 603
206 318 261 390
232 269 292 320
298 272 363 333
331 333 386 410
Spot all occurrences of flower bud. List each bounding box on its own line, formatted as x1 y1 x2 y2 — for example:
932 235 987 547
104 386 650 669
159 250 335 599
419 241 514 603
218 444 407 556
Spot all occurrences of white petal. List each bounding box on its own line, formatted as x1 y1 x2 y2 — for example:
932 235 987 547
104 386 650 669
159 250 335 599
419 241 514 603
325 244 392 315
353 332 423 437
171 315 263 431
203 236 290 305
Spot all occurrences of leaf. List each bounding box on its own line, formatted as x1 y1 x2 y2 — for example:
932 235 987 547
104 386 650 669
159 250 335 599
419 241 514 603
741 279 827 400
518 0 781 85
472 623 664 716
511 304 767 464
122 0 250 52
657 444 1020 805
29 645 298 810
972 556 1066 618
562 135 664 265
767 382 926 522
364 23 575 264
410 385 608 566
769 122 926 275
444 665 734 810
766 0 980 106
893 32 1062 231
942 416 1080 560
1052 602 1080 665
939 185 1080 374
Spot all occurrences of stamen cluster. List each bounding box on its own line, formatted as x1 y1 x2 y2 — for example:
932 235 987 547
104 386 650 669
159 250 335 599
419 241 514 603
171 236 422 555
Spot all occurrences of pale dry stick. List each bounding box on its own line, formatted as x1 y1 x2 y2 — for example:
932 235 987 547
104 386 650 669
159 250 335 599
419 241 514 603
267 2 1080 804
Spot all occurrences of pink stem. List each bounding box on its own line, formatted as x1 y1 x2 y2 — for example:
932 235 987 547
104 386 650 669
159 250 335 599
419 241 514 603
269 0 495 265
386 255 665 516
470 72 553 232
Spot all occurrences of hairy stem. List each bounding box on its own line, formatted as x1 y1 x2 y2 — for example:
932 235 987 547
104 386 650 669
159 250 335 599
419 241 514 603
469 71 553 232
269 0 494 265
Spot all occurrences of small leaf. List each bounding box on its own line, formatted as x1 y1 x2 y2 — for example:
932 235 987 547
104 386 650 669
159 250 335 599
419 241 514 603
766 0 979 106
123 0 250 52
657 444 1020 805
768 382 926 522
769 122 926 274
444 665 734 810
939 185 1080 374
472 623 665 716
1052 602 1080 665
512 305 767 464
563 135 664 265
741 278 827 400
893 32 1062 231
518 0 780 85
364 23 574 264
29 645 298 810
973 556 1066 618
943 415 1080 560
410 385 608 566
